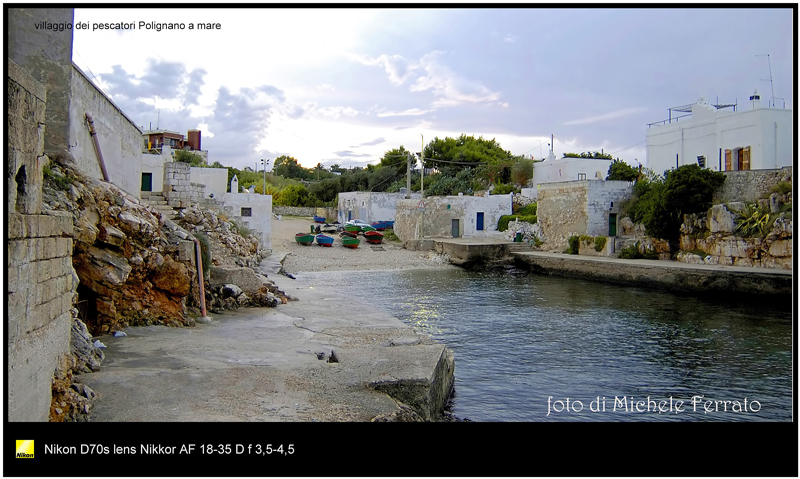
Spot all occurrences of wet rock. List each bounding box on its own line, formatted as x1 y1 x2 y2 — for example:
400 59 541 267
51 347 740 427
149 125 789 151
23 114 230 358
221 283 243 298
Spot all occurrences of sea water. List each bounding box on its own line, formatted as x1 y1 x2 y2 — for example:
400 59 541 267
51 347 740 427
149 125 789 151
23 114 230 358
296 268 793 422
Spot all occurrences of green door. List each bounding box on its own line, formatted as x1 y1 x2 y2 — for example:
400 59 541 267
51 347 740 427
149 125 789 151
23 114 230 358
452 219 460 238
141 172 153 192
608 213 617 236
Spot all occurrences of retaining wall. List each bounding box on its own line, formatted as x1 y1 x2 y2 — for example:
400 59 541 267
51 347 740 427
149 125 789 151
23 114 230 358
7 60 76 421
713 167 793 204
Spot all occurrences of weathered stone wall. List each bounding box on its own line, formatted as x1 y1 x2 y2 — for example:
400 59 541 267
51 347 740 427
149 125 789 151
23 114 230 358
7 8 74 159
538 180 633 251
163 161 221 209
713 167 793 204
7 61 76 421
537 182 588 249
273 205 336 219
189 166 228 199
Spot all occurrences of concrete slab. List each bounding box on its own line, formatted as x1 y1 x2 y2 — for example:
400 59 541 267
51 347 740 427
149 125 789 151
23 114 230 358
81 273 454 422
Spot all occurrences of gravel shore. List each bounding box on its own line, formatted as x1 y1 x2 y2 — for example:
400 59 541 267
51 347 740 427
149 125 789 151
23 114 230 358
268 216 457 274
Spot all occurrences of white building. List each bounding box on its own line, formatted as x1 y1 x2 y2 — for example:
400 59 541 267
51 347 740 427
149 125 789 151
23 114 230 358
646 93 792 175
337 191 420 224
394 194 512 241
525 152 613 200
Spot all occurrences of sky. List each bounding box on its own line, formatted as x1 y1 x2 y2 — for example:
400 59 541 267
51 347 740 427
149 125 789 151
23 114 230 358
71 6 794 172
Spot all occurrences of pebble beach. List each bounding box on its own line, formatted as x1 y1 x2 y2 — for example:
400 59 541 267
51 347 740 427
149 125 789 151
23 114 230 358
269 216 457 274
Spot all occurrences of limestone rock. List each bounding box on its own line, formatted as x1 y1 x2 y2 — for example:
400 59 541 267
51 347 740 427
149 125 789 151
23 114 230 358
708 204 736 234
151 257 192 296
70 317 104 373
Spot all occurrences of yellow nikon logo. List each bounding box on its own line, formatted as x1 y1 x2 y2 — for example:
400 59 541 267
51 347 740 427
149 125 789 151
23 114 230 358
16 440 34 458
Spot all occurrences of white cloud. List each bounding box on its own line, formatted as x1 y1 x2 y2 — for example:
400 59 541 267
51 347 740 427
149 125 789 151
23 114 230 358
347 53 418 85
410 51 502 107
562 107 647 126
377 108 433 118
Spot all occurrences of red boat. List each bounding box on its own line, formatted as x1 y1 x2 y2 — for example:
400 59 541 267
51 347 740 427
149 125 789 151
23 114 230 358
363 230 384 244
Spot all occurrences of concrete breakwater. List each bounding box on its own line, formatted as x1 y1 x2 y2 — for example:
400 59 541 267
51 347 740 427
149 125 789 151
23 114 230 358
415 239 793 298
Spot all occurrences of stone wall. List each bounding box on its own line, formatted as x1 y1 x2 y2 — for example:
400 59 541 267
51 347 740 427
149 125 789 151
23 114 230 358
7 60 76 421
7 8 74 159
713 167 793 204
537 182 588 249
163 161 221 210
221 192 273 252
537 180 632 251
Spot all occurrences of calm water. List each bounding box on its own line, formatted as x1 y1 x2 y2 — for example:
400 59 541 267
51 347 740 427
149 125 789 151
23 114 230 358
297 268 793 422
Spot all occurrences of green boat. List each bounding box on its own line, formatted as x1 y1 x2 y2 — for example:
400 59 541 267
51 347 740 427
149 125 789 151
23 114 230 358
341 236 360 249
360 226 377 233
344 224 361 234
295 233 315 245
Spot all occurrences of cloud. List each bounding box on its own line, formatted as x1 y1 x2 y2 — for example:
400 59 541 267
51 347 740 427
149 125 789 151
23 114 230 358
410 51 502 107
503 34 516 43
315 106 360 119
356 138 386 146
334 150 372 158
562 107 648 126
348 53 418 85
376 108 432 117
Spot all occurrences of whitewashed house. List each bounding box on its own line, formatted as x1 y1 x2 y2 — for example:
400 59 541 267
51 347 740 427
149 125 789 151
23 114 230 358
337 191 420 224
645 93 792 175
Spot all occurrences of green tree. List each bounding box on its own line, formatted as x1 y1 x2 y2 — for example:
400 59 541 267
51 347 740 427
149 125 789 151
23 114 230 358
629 164 725 245
274 184 310 207
174 149 205 166
606 159 641 181
273 155 310 180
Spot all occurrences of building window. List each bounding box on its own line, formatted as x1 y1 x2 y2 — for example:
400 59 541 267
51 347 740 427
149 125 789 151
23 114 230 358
697 156 706 168
241 207 252 217
578 173 587 180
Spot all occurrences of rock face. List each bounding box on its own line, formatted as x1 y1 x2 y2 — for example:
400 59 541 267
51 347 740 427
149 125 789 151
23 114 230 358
680 201 793 270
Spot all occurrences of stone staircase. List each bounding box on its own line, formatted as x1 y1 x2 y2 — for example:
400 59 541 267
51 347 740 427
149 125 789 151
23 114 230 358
139 191 178 220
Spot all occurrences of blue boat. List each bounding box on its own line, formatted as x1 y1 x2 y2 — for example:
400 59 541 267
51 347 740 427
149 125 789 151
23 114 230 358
370 221 394 231
315 234 334 247
313 215 326 223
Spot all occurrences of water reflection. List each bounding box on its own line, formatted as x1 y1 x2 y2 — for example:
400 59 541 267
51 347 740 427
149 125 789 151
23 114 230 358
298 269 792 422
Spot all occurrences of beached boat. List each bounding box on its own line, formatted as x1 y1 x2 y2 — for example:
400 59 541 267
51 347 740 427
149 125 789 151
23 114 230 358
341 236 360 249
295 233 315 245
315 234 334 247
339 231 358 239
344 224 361 234
360 226 377 234
313 215 326 223
370 221 394 231
364 230 384 244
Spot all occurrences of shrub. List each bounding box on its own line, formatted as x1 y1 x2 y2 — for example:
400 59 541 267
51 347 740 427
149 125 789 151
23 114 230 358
619 241 659 260
606 159 640 181
771 181 792 195
565 235 580 254
43 165 73 191
516 203 537 216
491 183 520 195
594 236 607 252
517 215 537 224
174 149 205 166
733 203 772 237
498 215 519 232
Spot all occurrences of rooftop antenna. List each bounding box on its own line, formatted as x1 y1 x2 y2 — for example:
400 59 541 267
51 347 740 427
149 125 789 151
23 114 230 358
756 54 775 108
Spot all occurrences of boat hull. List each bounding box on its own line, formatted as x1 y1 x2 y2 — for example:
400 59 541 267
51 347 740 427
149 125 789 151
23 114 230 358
341 237 360 249
295 233 315 245
315 234 334 246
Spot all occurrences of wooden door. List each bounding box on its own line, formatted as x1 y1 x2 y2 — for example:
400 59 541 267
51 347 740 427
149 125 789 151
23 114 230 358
725 149 732 171
741 146 751 170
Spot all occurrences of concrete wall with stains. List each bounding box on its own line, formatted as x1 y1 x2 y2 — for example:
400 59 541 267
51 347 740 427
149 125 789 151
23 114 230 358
337 191 420 224
68 64 143 196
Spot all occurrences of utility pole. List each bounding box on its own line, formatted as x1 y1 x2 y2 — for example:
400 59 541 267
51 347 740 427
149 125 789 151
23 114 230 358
406 151 411 199
420 134 424 198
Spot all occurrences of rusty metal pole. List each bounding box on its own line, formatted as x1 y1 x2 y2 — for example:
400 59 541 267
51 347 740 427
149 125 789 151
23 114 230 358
85 113 110 182
192 237 207 317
